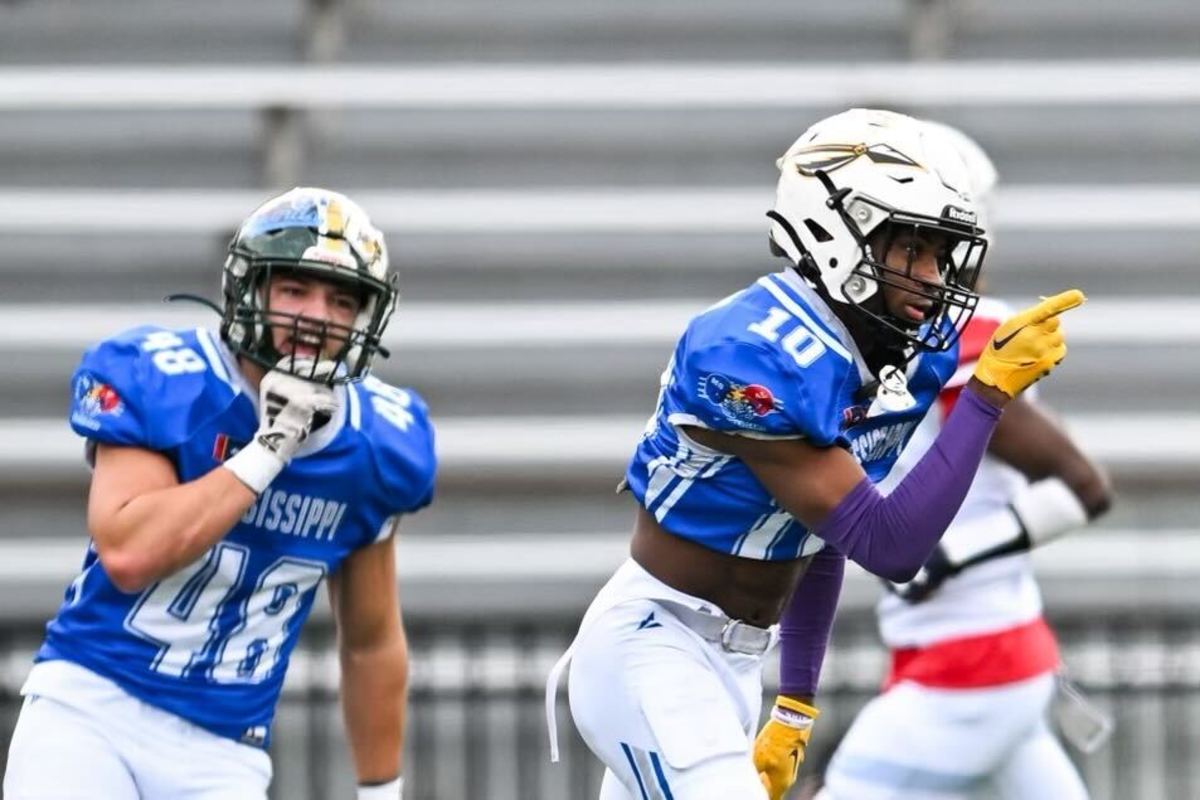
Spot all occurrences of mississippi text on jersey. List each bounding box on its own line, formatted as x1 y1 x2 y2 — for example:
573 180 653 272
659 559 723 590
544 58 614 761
42 325 436 747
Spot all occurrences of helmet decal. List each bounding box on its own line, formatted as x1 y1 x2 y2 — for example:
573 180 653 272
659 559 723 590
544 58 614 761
789 142 924 177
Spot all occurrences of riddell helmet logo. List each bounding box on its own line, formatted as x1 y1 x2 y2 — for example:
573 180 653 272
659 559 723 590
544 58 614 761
943 205 977 225
787 143 923 177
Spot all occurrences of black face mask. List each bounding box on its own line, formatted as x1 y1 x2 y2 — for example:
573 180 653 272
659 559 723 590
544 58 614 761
768 171 987 368
222 261 395 384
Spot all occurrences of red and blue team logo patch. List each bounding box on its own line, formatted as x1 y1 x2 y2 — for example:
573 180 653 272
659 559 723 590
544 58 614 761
699 373 782 427
73 374 124 419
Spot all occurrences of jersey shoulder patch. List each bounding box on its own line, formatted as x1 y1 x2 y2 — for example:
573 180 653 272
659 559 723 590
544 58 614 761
70 326 231 450
668 292 851 445
351 376 437 515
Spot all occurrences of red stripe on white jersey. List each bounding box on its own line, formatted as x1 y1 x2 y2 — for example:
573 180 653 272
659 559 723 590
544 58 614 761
884 617 1060 690
939 308 1005 420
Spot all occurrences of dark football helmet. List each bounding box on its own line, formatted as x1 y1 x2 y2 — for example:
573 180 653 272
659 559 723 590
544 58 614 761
220 187 397 383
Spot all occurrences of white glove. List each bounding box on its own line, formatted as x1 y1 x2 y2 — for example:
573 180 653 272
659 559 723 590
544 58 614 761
224 358 338 493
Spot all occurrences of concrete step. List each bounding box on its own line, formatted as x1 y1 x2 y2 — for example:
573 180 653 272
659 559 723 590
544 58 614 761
3 1 1199 63
0 530 1197 622
0 298 1191 416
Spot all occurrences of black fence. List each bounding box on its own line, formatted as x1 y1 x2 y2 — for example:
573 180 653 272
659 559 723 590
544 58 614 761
3 613 1200 800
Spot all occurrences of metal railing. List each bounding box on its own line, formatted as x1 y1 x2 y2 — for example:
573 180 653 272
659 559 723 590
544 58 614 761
4 61 1200 110
3 531 1199 623
3 59 1199 187
0 297 1193 350
1 413 1195 489
3 612 1199 800
4 186 1200 234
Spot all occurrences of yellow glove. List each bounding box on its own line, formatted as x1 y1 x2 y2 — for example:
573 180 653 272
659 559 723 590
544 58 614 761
754 696 819 800
973 289 1086 398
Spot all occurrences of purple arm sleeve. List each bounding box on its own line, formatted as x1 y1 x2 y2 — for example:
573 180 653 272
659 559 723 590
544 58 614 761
814 386 1003 582
778 545 845 698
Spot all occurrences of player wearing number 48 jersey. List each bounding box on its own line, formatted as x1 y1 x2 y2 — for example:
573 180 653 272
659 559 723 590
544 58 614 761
3 188 432 800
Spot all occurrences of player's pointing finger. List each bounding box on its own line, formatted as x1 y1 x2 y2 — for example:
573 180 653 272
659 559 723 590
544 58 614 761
1031 289 1086 323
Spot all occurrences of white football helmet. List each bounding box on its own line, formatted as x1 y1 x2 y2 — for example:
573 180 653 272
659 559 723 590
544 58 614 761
768 108 988 353
922 120 999 241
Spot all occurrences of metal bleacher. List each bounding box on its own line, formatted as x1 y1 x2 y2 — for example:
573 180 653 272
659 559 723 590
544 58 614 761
1 1 1199 798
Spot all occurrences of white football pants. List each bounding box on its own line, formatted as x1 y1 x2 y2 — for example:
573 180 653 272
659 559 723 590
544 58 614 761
565 560 770 800
819 673 1087 800
4 661 271 800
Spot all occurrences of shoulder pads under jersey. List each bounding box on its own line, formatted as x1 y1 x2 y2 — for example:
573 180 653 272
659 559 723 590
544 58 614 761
350 375 437 515
70 326 230 451
668 320 848 446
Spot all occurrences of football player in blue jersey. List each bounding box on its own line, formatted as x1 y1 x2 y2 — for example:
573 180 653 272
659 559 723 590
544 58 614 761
545 109 1086 800
3 188 434 800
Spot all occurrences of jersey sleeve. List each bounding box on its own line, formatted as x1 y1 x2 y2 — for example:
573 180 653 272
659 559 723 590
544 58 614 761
70 332 149 447
359 379 438 517
69 326 216 451
666 335 841 445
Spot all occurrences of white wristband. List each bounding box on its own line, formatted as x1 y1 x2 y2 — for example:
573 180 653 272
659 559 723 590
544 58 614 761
357 776 403 800
1011 477 1088 547
770 704 815 730
221 439 286 495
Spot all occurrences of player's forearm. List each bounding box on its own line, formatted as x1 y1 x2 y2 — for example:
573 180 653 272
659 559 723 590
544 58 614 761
93 467 255 592
778 546 844 699
341 635 409 784
815 386 1002 581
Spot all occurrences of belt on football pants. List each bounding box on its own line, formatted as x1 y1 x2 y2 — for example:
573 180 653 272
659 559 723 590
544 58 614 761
655 598 775 656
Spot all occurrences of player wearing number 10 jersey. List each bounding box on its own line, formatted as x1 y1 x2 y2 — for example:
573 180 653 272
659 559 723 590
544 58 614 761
4 188 433 800
549 109 1085 800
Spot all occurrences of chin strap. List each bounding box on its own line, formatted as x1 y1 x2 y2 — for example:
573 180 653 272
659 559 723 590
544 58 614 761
766 209 822 281
164 292 223 315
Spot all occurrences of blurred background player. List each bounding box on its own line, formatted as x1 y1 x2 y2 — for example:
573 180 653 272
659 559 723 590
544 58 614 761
2 188 434 800
547 107 1085 800
816 122 1113 800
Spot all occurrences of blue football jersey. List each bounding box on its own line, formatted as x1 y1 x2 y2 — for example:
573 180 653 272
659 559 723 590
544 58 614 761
41 325 436 747
625 270 957 561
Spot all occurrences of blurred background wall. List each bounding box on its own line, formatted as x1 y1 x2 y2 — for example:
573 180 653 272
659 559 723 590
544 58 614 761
1 1 1199 797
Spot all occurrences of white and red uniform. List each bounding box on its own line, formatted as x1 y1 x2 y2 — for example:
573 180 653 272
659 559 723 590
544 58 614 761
820 300 1088 800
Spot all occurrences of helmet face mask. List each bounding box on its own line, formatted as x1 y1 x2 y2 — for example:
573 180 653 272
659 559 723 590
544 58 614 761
840 198 986 353
769 109 989 356
221 188 398 383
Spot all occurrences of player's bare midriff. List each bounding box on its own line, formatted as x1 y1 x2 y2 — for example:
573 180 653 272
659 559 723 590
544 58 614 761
630 506 814 628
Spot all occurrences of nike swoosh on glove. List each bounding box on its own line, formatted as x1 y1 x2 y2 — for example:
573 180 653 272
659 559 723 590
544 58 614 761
973 289 1085 398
